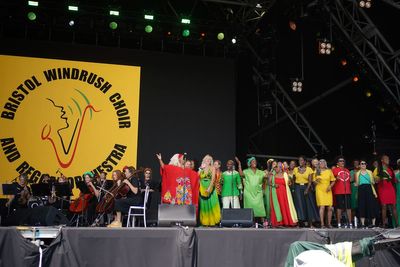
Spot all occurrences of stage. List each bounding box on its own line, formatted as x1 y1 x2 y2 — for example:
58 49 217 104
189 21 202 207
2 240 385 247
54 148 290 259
0 227 399 267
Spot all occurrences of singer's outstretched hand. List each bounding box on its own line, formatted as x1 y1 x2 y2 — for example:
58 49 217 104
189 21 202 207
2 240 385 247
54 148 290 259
235 157 241 165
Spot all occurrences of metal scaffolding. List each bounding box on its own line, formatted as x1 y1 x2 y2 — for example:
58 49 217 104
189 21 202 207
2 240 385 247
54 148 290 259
252 68 329 155
323 0 400 107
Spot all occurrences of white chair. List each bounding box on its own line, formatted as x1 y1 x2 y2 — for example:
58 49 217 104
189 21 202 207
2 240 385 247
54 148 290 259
126 186 150 228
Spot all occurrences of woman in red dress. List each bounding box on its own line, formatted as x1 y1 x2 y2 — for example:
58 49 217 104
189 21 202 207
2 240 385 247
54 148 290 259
373 155 398 227
269 162 298 227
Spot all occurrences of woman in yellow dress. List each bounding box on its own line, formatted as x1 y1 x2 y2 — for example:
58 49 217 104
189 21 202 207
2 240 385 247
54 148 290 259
313 159 336 228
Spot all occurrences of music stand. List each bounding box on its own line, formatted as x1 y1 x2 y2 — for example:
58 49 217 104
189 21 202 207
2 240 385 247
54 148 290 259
31 183 51 197
76 181 91 194
2 184 17 195
2 184 17 216
54 183 72 210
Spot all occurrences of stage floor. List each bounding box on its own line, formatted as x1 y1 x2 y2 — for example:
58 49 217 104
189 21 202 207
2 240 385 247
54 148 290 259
0 227 399 267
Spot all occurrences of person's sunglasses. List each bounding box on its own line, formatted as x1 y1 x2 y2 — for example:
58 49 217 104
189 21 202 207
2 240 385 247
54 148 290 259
360 162 366 165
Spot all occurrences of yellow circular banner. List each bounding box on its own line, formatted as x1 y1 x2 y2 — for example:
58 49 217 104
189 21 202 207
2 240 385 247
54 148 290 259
0 55 140 197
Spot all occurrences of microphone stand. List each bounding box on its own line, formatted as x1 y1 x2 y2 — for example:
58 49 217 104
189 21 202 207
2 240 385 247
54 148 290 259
231 165 235 209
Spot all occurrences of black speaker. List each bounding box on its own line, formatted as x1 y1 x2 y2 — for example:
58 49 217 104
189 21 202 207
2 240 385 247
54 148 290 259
29 206 69 226
221 208 253 227
158 204 196 227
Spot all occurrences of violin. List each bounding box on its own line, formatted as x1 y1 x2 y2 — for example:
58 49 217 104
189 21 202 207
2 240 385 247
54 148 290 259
95 168 143 214
18 186 30 206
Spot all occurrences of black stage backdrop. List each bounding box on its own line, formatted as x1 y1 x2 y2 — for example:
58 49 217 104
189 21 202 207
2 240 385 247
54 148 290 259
0 38 236 181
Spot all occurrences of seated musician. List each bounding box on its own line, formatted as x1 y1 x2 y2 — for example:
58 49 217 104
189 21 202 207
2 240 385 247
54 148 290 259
84 172 100 225
108 167 142 227
140 168 159 208
5 173 31 211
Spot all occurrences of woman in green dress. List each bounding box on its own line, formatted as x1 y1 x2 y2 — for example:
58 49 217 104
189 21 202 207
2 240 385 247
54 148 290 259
236 156 267 225
199 154 221 226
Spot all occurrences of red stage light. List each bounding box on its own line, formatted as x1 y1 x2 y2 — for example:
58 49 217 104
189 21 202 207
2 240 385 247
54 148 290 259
353 76 359 82
341 59 347 66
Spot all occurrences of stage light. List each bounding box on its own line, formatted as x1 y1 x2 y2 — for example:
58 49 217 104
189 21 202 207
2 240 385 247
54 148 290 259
182 29 190 37
68 5 78 11
145 25 153 33
379 106 385 112
144 14 154 20
68 20 75 26
181 18 191 24
28 1 39 7
200 32 206 38
109 21 118 30
167 31 172 36
365 90 372 98
353 76 359 82
110 10 119 16
27 12 36 21
291 78 303 93
359 0 372 8
231 37 237 44
341 59 347 66
217 32 224 40
318 39 333 55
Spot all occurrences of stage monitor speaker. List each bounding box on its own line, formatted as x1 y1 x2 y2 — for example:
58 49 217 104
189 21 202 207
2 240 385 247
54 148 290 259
29 206 69 226
158 204 196 227
221 208 253 227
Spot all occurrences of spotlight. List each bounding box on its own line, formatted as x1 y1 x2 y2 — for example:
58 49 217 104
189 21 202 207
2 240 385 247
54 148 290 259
291 78 303 93
365 90 372 98
68 5 78 11
27 12 36 21
109 21 118 30
181 18 191 24
217 32 224 41
28 1 39 7
109 10 119 16
182 29 190 37
200 32 206 38
353 75 359 82
145 25 153 33
359 0 372 8
68 20 75 26
318 39 333 55
231 37 237 44
341 59 347 66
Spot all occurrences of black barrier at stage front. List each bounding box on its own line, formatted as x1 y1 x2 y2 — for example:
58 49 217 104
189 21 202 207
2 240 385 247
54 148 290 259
0 227 399 267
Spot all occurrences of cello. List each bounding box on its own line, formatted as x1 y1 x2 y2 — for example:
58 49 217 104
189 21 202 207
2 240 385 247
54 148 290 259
69 175 95 213
95 168 142 213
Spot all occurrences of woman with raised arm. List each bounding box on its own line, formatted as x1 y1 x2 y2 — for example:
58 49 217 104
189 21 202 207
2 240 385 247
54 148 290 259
198 155 220 226
156 153 199 208
236 156 267 225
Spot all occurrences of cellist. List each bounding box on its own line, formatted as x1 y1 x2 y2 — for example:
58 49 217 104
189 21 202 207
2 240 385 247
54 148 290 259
108 167 142 228
84 172 99 225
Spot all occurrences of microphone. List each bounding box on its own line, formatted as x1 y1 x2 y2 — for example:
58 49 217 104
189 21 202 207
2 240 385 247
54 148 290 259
232 165 235 171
